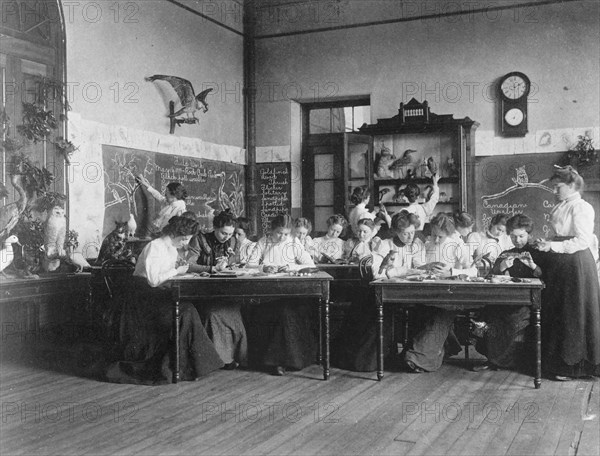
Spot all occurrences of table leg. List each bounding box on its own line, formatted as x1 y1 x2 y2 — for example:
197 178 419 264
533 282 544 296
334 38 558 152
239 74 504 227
322 297 330 381
376 289 384 381
532 290 542 389
317 303 323 364
173 296 180 384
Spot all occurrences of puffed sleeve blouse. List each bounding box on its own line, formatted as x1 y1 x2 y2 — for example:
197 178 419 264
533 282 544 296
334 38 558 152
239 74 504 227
371 237 426 279
248 236 315 271
134 237 179 287
550 192 599 260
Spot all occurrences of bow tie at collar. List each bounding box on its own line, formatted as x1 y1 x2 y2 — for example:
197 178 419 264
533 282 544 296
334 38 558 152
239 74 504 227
393 238 407 248
486 232 499 243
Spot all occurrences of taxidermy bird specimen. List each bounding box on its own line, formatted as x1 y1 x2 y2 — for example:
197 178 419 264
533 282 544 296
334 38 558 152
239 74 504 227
0 174 27 240
390 149 417 172
42 205 67 272
427 157 438 176
378 250 398 275
145 75 213 121
378 188 391 202
0 235 20 276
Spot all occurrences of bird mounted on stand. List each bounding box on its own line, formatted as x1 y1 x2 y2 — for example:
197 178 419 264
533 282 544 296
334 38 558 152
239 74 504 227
145 75 213 134
0 173 28 240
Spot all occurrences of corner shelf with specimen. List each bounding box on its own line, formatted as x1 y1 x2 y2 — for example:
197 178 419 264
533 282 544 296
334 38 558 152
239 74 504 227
359 98 479 215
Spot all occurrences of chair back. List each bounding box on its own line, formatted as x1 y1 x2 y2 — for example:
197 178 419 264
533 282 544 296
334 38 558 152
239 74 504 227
101 259 136 299
358 255 374 284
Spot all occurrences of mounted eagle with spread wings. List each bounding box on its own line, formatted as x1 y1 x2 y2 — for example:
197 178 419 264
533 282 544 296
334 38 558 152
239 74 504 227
145 75 213 121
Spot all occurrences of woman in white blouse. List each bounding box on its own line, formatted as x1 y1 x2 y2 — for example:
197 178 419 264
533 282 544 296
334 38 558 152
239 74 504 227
333 211 425 372
137 175 187 233
106 216 223 384
403 172 440 231
404 212 477 373
246 214 316 376
534 166 600 380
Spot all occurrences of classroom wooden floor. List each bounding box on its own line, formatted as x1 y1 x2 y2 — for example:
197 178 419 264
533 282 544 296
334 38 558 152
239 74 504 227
0 338 598 456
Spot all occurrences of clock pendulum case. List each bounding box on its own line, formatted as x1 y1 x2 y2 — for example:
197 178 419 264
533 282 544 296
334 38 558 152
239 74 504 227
498 71 531 137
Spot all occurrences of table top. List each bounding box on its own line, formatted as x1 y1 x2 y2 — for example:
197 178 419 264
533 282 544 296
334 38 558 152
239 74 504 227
371 277 544 289
170 271 333 284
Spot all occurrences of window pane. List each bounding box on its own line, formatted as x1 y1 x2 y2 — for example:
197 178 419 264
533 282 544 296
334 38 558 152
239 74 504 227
315 206 333 233
353 105 370 130
344 107 353 131
310 109 331 134
315 180 334 205
331 108 345 133
349 142 368 179
314 154 334 179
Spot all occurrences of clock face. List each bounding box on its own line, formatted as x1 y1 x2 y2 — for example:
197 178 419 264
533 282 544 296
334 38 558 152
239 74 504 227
505 108 524 126
501 75 528 100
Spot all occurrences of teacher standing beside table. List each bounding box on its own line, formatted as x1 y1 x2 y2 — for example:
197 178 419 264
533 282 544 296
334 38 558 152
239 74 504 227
534 165 600 381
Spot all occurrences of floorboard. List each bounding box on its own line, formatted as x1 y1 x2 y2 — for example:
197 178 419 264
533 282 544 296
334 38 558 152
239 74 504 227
1 343 598 456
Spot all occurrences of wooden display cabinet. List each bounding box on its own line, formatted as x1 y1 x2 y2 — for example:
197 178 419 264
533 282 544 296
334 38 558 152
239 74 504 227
359 99 478 215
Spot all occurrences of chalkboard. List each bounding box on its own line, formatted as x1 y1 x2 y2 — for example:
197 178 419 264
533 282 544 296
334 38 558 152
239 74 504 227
474 153 567 239
257 162 292 237
102 145 245 237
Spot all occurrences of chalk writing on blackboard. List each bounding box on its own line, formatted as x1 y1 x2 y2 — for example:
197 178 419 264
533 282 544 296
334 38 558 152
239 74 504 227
481 167 555 237
102 145 244 237
258 163 291 237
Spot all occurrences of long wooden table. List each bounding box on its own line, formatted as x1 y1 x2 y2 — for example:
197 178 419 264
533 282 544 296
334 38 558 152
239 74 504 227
370 278 545 388
169 271 333 383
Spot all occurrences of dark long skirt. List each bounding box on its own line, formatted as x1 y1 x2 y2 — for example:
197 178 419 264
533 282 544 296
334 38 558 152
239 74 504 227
541 248 600 377
403 308 463 372
476 306 531 369
331 293 393 372
105 281 223 385
245 299 317 370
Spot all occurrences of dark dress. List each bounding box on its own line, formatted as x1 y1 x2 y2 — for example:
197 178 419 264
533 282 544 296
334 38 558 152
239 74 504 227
244 237 318 371
106 278 223 385
541 242 600 377
188 232 248 366
476 244 543 369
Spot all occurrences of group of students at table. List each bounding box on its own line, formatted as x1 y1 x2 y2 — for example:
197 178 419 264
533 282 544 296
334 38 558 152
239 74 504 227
106 166 600 384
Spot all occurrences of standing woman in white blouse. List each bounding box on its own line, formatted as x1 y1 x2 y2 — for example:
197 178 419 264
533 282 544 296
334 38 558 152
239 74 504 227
535 166 600 380
137 176 187 233
106 216 223 384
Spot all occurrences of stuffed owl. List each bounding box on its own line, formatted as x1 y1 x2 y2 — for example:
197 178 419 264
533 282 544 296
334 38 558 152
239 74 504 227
43 205 67 272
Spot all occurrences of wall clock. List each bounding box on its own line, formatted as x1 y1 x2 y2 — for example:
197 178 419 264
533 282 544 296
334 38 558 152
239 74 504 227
499 71 530 137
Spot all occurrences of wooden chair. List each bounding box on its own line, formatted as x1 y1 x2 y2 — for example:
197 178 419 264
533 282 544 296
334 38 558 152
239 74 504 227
97 259 136 347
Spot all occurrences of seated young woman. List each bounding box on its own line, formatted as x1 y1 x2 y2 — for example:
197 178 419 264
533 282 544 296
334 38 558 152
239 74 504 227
403 212 477 373
312 214 348 263
105 216 223 384
245 214 317 376
342 218 377 263
187 209 247 370
475 213 514 264
332 211 424 372
232 217 255 266
473 214 544 372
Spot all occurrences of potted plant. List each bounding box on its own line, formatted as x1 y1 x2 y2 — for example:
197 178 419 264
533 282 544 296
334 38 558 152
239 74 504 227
565 134 598 177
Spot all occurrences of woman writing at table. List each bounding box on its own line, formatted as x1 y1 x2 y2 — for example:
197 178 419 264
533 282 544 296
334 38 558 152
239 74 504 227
403 212 477 373
106 216 223 384
187 209 248 370
534 166 600 380
246 214 317 376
